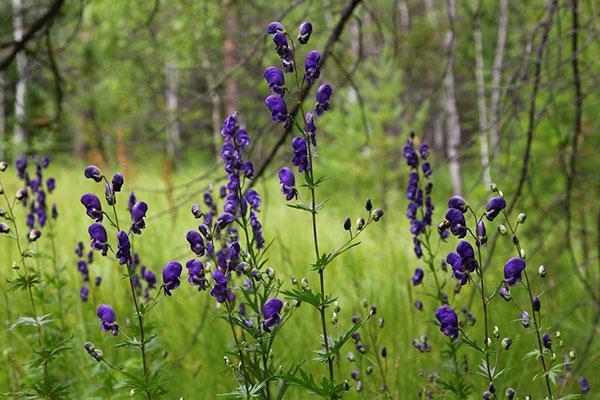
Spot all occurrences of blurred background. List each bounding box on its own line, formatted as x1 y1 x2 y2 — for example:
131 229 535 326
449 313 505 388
0 0 598 398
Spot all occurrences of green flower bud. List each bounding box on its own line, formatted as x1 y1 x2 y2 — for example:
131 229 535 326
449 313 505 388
501 337 512 350
519 248 526 259
517 213 527 223
372 209 384 222
356 218 365 231
538 265 546 277
490 183 498 192
331 312 338 325
497 225 507 235
493 325 499 338
0 161 7 171
334 301 341 313
569 350 576 360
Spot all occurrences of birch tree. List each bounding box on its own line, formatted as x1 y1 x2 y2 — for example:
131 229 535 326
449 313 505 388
12 0 27 149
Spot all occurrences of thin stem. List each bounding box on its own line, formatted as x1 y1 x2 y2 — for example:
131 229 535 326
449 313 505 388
226 301 252 399
48 218 66 332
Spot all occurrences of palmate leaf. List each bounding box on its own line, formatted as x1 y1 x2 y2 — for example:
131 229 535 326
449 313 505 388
7 273 40 291
314 316 369 363
310 242 361 272
10 314 53 330
523 348 542 360
277 367 344 398
281 287 336 309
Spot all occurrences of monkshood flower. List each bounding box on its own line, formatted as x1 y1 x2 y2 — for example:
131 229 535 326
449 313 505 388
476 220 487 245
298 21 312 44
46 178 56 193
130 201 148 234
304 50 321 83
84 165 103 182
78 260 90 281
246 189 261 210
446 252 468 285
142 266 156 289
292 136 310 172
579 377 590 393
532 296 541 311
412 268 424 286
485 196 506 221
435 305 458 339
263 67 285 95
444 208 467 238
116 231 132 265
265 95 288 123
217 212 234 229
263 298 283 332
162 261 183 296
211 269 234 303
221 113 238 138
97 304 118 335
81 193 103 222
16 157 27 179
314 83 332 116
88 223 108 256
75 241 84 257
186 259 206 290
521 311 530 328
279 167 297 200
80 286 89 302
112 173 124 192
542 332 552 349
0 222 9 234
304 112 317 145
447 195 467 213
128 192 136 213
504 257 526 286
187 230 206 256
266 21 284 34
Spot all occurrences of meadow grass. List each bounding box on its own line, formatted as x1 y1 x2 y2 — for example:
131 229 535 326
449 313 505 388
0 155 596 399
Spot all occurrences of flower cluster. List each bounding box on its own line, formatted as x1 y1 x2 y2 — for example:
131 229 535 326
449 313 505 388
75 241 100 302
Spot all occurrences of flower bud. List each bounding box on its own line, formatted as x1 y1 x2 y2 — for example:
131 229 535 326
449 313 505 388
532 296 541 312
369 305 377 315
362 298 369 308
266 267 274 278
343 217 351 231
331 312 338 325
555 331 561 338
538 264 546 277
502 337 512 350
484 337 492 347
517 213 527 223
291 275 297 285
334 301 341 313
28 229 41 242
512 234 519 246
497 224 507 235
283 301 291 312
350 370 360 380
365 198 373 211
378 317 384 328
84 341 95 352
569 350 576 360
0 185 3 195
301 277 309 288
346 352 354 362
0 208 4 217
0 223 9 234
372 209 384 222
519 248 526 259
15 188 27 200
342 380 350 391
355 381 362 392
498 190 504 198
356 218 365 231
224 356 230 365
489 382 496 393
0 161 7 171
505 388 515 400
191 204 203 219
381 346 387 358
366 366 373 375
490 183 498 192
92 349 104 361
493 325 499 338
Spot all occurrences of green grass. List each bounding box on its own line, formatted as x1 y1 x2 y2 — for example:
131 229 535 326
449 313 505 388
0 156 596 399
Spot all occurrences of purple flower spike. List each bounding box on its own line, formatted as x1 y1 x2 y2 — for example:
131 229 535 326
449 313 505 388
115 231 132 265
96 304 118 335
88 223 108 256
80 286 89 302
221 113 238 138
112 173 124 192
485 196 506 221
291 137 310 173
211 269 235 303
265 95 288 123
263 67 285 95
263 298 283 332
435 305 458 339
162 261 183 296
278 167 297 200
84 165 103 182
81 193 103 222
298 21 313 44
186 230 205 256
412 268 424 286
315 83 332 116
304 50 321 83
504 257 526 286
130 201 148 234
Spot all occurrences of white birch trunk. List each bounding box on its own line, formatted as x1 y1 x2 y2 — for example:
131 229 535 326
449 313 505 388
443 0 462 194
473 6 492 186
490 0 508 154
165 61 180 160
0 73 5 159
12 0 27 148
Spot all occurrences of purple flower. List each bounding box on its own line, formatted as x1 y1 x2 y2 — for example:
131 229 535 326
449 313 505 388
304 50 321 83
532 296 541 311
217 212 235 229
292 137 310 172
81 193 103 222
579 377 590 393
245 189 261 210
97 304 118 335
131 201 148 234
88 223 108 256
263 67 285 95
162 261 183 296
211 269 234 303
419 143 429 159
476 220 487 244
51 204 58 219
422 162 432 178
112 173 124 192
444 208 466 238
16 157 27 179
221 114 238 138
267 21 284 34
46 178 56 193
278 167 297 200
75 242 84 257
315 83 332 116
542 332 552 349
485 196 506 221
521 311 530 328
504 257 526 286
412 268 424 286
77 260 89 281
456 241 478 272
265 95 288 123
186 259 206 290
186 230 205 256
141 267 156 288
298 21 313 44
447 195 467 213
446 252 468 285
115 231 132 265
304 112 317 145
236 129 251 150
263 298 283 332
404 140 418 168
415 300 423 311
435 305 458 339
84 166 103 182
80 286 89 302
128 192 136 212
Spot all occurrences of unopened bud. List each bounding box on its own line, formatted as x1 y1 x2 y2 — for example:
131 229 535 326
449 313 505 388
519 248 526 259
0 222 9 234
343 217 351 231
28 229 41 242
15 188 27 200
356 218 365 231
191 204 203 219
334 301 341 313
502 337 512 350
490 183 498 192
497 225 507 235
517 213 527 223
0 161 7 171
372 209 384 222
331 312 338 324
365 198 373 211
291 275 297 285
266 267 274 278
569 350 576 360
493 325 499 338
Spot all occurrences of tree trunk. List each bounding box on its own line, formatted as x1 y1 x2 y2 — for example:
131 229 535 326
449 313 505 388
443 0 462 194
221 0 238 115
165 61 180 161
473 3 492 187
0 73 5 159
489 0 508 155
12 0 27 150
